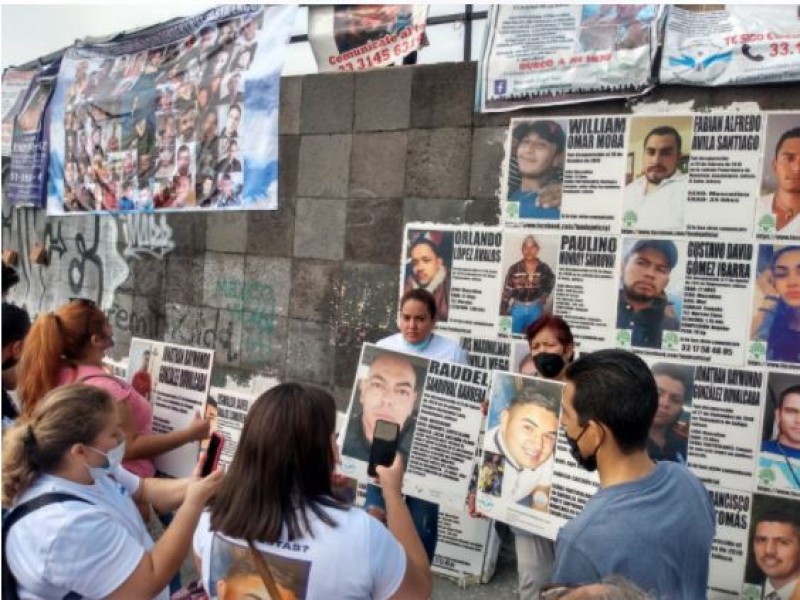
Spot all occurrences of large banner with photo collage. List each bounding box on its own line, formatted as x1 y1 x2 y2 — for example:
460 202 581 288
46 4 295 215
393 108 799 598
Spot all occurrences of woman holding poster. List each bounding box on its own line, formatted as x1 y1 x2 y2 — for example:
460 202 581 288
752 245 800 364
512 315 575 600
16 299 211 519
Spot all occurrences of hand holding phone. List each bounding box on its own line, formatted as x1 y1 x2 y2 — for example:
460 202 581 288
367 420 399 478
201 432 225 477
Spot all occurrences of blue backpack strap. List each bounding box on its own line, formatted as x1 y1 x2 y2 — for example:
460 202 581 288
3 492 93 600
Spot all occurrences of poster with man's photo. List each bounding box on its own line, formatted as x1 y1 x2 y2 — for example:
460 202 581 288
309 4 429 72
127 337 214 477
748 244 800 369
205 387 257 470
475 371 565 539
338 344 485 508
2 67 38 157
401 224 504 339
756 371 800 499
755 113 800 240
501 117 625 232
47 4 296 215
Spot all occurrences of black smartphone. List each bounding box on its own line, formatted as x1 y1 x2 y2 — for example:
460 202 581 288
367 420 400 478
201 432 225 477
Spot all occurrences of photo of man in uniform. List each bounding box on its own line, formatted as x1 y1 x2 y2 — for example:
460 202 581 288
750 509 800 600
341 348 426 464
617 239 681 349
756 126 800 235
507 120 566 220
647 362 693 463
624 123 689 231
403 232 452 323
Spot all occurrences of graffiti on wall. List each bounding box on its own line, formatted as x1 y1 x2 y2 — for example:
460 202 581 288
120 213 175 260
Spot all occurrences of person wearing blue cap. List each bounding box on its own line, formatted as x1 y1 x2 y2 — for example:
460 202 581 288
509 120 566 220
617 239 680 348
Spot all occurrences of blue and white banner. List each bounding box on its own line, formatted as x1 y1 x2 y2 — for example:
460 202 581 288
661 5 800 86
47 4 295 215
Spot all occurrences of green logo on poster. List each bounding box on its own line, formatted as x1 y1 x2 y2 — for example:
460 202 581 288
742 584 763 600
622 210 638 229
499 317 511 336
749 341 767 361
757 214 776 235
662 331 679 351
758 466 776 487
616 329 631 347
507 202 519 219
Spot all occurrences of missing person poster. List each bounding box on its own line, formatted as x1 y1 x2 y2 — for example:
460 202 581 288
475 371 567 539
459 335 512 372
688 365 765 492
128 337 214 477
478 4 658 112
401 225 503 338
7 59 61 208
755 113 800 240
205 387 256 470
308 4 428 72
660 5 800 87
47 5 295 215
339 344 485 508
616 237 752 365
2 67 38 157
501 117 626 231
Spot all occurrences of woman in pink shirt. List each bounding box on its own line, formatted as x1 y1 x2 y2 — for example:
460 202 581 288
17 299 210 517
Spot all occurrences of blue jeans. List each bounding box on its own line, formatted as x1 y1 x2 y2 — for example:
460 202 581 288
364 482 439 562
511 301 543 335
157 511 182 594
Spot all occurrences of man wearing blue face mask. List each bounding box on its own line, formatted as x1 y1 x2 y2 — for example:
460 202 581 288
551 349 715 596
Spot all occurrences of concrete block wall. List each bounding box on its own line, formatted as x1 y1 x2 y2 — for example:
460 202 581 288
3 61 800 409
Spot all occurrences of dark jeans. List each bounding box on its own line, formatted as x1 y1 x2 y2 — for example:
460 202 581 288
364 482 439 562
157 511 182 594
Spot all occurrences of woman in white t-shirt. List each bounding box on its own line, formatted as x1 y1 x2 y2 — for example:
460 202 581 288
193 382 432 600
2 384 222 599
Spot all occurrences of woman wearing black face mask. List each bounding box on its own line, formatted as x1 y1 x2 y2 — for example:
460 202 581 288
513 315 575 600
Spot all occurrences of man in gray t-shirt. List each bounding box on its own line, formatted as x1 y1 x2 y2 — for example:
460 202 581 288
552 349 715 598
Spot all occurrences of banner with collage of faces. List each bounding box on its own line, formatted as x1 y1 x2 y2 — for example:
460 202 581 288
45 5 295 215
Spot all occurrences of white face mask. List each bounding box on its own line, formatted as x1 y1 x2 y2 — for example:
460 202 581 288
85 440 126 479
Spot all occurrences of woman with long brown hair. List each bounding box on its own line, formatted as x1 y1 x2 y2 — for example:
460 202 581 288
17 299 210 503
193 382 432 599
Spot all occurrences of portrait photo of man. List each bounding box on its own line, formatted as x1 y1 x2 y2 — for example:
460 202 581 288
341 346 428 464
623 117 692 232
745 498 800 600
617 239 682 349
506 119 566 220
483 373 562 511
647 362 693 463
403 231 453 323
756 118 800 236
759 376 800 492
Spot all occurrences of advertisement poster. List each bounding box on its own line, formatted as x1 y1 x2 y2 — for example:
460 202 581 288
309 4 428 72
128 337 214 477
205 387 255 470
401 225 504 339
339 344 485 508
47 5 295 215
7 60 61 208
478 4 659 112
2 67 37 156
661 5 800 87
